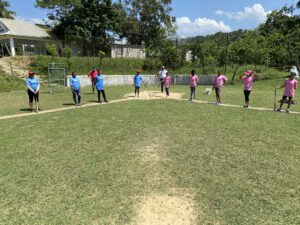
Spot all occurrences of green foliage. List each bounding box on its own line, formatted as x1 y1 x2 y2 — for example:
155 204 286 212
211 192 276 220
45 43 58 62
0 71 24 92
0 0 15 19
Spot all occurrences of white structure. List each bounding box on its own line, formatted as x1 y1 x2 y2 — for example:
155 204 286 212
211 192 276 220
110 44 146 59
185 50 193 62
0 18 61 56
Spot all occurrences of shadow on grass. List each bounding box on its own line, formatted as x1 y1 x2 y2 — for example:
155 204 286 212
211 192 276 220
62 103 76 106
19 108 32 112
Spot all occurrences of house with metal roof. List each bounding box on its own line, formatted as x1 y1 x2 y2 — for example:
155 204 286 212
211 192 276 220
0 18 61 56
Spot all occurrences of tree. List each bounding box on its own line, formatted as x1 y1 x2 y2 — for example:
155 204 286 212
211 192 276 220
0 0 15 19
46 43 58 62
62 47 72 73
120 0 175 50
297 1 300 8
36 0 125 56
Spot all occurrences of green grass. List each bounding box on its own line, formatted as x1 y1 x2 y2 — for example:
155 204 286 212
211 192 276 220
0 81 300 224
0 71 24 93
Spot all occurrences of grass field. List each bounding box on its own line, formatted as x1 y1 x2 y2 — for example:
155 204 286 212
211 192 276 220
0 82 300 224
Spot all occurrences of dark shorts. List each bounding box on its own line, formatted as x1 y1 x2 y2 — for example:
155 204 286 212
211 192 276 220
215 88 221 97
28 89 39 103
244 90 251 101
282 96 293 100
91 77 96 86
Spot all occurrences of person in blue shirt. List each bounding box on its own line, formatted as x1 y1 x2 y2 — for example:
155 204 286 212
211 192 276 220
25 71 40 112
95 70 108 103
134 70 143 97
69 72 81 106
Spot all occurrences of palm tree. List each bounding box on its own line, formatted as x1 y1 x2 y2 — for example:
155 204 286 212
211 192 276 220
0 0 15 19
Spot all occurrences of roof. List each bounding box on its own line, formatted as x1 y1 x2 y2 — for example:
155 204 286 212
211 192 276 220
0 18 51 38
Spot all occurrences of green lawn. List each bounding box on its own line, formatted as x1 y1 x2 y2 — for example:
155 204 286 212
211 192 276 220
0 82 300 224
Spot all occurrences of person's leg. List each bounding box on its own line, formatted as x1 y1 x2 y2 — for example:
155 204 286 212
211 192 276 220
72 91 77 105
135 86 137 97
34 92 39 112
215 88 220 103
286 97 293 113
166 87 169 96
244 90 250 107
77 90 81 105
137 87 140 97
189 87 193 101
28 89 34 110
161 80 164 93
97 90 102 103
101 90 108 102
278 96 286 111
193 87 196 100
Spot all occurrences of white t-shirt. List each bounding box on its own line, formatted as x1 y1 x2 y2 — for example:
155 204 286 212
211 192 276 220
158 69 168 79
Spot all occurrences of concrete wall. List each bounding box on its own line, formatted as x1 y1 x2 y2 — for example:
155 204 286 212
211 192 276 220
66 75 215 87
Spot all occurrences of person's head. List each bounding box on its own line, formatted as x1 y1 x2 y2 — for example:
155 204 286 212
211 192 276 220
28 71 35 78
191 70 195 76
136 70 140 75
162 66 165 70
72 72 76 77
98 69 102 75
290 72 296 80
245 70 253 77
166 72 169 76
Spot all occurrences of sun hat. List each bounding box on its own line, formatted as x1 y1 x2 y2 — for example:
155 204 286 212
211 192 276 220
245 70 253 76
290 66 299 77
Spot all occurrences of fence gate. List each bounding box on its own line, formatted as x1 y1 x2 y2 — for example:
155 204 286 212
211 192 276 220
48 62 66 94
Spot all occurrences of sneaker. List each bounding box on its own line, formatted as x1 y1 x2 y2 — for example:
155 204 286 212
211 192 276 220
243 105 249 108
105 100 109 103
276 109 281 112
286 109 290 113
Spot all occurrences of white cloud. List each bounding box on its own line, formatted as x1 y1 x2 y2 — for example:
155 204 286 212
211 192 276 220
215 4 270 23
176 17 231 38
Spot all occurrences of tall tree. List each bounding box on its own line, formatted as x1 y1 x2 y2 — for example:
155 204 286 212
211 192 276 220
36 0 125 55
0 0 16 19
120 0 175 49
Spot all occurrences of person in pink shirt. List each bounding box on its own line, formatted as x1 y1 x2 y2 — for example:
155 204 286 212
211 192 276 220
277 72 298 113
165 72 171 98
189 70 199 101
88 68 98 93
240 70 258 108
213 70 228 105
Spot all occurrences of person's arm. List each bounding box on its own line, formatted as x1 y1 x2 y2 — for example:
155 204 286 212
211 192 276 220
239 75 245 79
294 81 298 90
35 83 40 94
26 80 35 93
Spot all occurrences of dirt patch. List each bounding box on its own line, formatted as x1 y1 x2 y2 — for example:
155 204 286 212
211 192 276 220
125 91 184 100
131 194 197 225
138 143 161 162
0 57 32 79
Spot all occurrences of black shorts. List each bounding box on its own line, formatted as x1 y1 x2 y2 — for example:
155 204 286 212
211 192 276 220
282 96 293 101
244 90 251 101
28 89 39 103
91 77 96 86
215 88 221 97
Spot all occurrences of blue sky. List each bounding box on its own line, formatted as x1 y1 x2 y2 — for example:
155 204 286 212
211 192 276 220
8 0 300 37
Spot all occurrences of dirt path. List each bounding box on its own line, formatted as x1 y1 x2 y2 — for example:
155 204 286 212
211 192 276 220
1 92 299 121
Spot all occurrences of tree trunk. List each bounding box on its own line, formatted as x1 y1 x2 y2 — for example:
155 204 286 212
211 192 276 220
231 65 239 84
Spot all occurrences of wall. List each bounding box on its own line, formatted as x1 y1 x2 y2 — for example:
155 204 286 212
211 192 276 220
66 75 215 87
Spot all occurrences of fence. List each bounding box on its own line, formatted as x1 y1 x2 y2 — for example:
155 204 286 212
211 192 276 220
66 75 215 87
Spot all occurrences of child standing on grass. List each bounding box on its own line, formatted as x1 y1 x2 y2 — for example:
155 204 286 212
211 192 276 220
240 70 258 108
96 70 108 103
25 71 40 112
134 70 143 97
165 72 171 98
189 70 199 101
277 72 298 113
213 70 228 105
69 72 81 106
88 68 98 93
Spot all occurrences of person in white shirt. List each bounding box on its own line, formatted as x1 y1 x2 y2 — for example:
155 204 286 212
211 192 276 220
157 65 168 93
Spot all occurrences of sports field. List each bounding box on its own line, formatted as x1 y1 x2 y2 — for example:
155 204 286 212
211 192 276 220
0 82 299 224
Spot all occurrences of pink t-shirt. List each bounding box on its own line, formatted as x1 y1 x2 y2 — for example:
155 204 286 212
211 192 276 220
241 76 255 91
189 75 199 87
165 76 171 88
284 79 298 97
214 75 228 88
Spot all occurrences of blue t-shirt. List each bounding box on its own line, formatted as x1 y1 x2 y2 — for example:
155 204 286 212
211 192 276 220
25 77 40 91
134 74 143 87
69 76 80 91
95 75 104 90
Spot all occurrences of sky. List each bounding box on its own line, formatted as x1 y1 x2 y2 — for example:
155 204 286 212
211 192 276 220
8 0 300 38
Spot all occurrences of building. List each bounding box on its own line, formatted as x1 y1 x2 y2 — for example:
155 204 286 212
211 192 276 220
110 44 146 59
0 18 61 57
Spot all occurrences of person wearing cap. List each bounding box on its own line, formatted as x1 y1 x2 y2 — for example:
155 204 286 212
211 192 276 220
95 69 108 103
69 72 81 106
25 71 40 112
157 65 168 93
189 70 199 101
134 70 143 97
88 68 98 93
213 70 228 105
240 70 258 108
277 71 298 113
290 66 299 79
